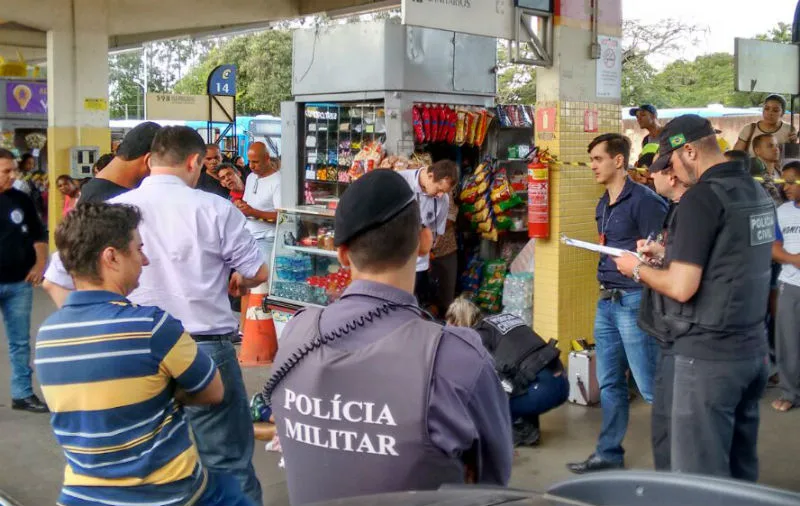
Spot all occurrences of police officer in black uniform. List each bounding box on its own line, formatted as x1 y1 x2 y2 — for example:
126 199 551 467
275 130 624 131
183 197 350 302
445 297 567 447
265 169 512 506
0 148 49 413
614 115 773 481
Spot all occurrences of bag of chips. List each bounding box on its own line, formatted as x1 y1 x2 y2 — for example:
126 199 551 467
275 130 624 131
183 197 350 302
460 256 484 295
455 109 467 145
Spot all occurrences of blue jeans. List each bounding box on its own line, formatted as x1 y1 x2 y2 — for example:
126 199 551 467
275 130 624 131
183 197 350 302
594 290 658 464
0 281 34 399
509 367 569 420
184 341 262 505
198 471 257 506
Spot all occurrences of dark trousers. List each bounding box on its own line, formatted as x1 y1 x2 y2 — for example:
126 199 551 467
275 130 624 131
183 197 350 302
651 348 674 471
430 252 458 314
671 354 768 481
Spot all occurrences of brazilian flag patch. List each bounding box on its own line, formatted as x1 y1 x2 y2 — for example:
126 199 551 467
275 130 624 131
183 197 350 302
669 134 686 148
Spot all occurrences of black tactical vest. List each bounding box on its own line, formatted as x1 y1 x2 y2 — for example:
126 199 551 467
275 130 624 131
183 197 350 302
641 174 774 339
475 314 561 396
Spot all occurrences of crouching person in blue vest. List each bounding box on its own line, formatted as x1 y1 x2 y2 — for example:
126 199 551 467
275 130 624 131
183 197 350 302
36 202 254 506
446 297 569 447
266 169 513 506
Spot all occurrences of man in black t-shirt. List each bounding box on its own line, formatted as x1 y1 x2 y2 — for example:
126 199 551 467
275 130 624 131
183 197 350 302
615 115 772 481
0 149 48 413
43 122 161 306
79 122 161 203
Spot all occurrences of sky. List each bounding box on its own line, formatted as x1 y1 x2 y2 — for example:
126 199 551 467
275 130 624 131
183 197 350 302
623 0 797 64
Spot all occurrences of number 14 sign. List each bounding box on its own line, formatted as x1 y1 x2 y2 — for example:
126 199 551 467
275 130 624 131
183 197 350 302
207 65 237 97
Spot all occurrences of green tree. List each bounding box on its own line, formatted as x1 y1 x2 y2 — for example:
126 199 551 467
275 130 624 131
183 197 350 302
757 21 791 43
621 54 657 106
109 39 219 119
646 53 753 108
109 51 147 119
620 18 705 105
496 45 536 104
174 30 292 116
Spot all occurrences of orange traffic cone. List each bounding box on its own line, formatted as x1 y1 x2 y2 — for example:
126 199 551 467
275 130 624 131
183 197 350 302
238 283 277 367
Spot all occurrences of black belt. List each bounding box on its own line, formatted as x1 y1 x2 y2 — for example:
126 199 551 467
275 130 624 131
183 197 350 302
191 331 236 342
599 287 626 302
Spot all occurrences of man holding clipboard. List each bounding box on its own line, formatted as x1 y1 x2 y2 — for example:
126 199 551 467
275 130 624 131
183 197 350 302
614 115 773 481
567 134 667 474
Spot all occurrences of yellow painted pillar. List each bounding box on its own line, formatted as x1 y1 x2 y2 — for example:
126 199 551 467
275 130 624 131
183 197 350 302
46 0 110 248
533 0 623 358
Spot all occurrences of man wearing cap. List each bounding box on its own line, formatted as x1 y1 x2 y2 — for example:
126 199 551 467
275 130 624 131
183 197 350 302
82 122 161 203
615 114 773 481
635 155 689 471
630 105 661 147
266 169 512 506
43 121 162 307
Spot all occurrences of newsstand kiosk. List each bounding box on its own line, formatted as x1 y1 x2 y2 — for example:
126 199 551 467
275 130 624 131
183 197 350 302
266 20 498 336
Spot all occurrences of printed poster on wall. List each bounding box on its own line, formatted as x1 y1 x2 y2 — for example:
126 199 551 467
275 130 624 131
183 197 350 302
596 35 621 99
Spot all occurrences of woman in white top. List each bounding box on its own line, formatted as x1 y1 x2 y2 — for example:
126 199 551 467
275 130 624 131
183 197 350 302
734 94 798 156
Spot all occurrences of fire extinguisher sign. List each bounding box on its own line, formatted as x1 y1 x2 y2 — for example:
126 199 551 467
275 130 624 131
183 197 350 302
535 107 556 133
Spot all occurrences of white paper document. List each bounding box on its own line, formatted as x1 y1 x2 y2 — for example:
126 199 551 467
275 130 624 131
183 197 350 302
560 235 644 261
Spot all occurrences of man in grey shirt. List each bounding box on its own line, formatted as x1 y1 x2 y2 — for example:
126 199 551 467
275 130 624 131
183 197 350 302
266 169 512 505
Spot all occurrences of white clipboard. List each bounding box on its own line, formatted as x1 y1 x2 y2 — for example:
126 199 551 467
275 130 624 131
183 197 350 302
560 235 645 262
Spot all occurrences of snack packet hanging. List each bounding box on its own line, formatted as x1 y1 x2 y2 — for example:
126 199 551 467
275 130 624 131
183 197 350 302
422 105 431 142
455 109 467 145
447 107 458 144
466 112 479 145
430 105 440 143
413 105 425 144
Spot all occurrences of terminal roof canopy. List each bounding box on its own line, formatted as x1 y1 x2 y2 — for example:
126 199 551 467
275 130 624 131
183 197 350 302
0 0 391 60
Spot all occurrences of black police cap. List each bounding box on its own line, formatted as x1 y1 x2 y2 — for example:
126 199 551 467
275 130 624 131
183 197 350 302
334 169 416 247
649 114 716 173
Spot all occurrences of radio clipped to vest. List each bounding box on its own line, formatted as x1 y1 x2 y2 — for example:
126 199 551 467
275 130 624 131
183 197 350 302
263 301 435 406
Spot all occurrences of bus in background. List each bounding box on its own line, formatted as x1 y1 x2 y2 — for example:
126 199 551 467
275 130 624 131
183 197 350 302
110 115 281 163
187 114 281 163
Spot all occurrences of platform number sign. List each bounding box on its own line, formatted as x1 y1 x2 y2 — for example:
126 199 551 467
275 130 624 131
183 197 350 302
207 65 237 97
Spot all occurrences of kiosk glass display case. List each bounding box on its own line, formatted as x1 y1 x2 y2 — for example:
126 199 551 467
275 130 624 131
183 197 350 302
301 102 385 206
268 206 352 308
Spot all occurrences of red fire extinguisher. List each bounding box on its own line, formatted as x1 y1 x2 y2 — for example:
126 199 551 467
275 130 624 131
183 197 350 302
528 158 550 238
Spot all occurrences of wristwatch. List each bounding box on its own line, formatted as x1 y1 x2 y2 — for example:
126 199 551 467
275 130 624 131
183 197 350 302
632 262 644 283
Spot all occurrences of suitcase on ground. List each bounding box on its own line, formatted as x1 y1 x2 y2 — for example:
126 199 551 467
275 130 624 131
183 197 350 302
568 350 600 406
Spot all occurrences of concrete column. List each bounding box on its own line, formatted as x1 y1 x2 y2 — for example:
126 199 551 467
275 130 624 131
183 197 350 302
533 0 622 355
46 0 110 246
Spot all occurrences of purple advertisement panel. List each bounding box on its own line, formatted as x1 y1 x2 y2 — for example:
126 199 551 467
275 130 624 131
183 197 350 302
5 81 47 115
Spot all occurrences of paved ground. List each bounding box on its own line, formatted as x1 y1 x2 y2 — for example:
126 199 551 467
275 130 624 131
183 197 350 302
0 288 799 505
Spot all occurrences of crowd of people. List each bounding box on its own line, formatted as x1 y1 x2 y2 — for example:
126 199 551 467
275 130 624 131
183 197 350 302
0 101 796 505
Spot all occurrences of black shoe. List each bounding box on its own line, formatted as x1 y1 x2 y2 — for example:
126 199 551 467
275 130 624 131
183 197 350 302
512 418 541 447
12 394 49 413
566 454 623 474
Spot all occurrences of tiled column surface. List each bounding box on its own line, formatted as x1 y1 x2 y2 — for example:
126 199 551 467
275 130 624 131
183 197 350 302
532 0 622 358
